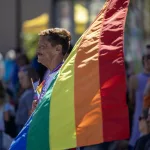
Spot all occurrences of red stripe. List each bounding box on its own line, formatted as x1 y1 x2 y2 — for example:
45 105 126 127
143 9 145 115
99 0 130 141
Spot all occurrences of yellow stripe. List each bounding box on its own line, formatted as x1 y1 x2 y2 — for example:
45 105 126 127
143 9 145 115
49 38 81 149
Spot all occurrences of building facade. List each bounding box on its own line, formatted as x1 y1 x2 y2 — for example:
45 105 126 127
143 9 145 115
0 0 149 64
0 0 50 54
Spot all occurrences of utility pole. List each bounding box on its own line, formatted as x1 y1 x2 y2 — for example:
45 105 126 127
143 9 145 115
70 0 75 44
49 0 56 27
15 0 22 53
49 0 75 43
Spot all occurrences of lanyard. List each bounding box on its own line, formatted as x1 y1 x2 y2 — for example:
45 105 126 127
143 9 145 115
37 62 63 102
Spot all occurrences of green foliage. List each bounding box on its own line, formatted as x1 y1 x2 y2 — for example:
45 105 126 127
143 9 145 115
23 33 39 60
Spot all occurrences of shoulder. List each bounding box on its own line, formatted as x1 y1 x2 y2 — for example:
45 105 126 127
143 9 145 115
136 134 150 144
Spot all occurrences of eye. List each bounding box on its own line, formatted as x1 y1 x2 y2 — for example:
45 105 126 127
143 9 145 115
38 45 45 49
41 46 45 49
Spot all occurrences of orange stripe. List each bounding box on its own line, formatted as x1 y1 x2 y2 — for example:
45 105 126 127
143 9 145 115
74 2 109 146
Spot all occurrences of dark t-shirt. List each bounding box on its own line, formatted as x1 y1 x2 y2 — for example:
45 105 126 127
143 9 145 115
134 134 150 150
145 140 150 150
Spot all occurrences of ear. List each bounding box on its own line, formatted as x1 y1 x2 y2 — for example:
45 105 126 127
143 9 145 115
56 45 62 54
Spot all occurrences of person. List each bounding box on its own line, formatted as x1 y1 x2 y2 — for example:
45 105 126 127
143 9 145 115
134 108 150 150
15 66 39 133
4 52 30 106
31 28 71 112
31 55 47 81
0 80 10 149
9 28 72 150
4 88 16 138
143 45 150 109
125 60 134 135
143 79 150 110
13 53 30 93
129 44 150 149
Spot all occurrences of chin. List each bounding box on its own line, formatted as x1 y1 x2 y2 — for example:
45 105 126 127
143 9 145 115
38 59 46 67
37 58 41 63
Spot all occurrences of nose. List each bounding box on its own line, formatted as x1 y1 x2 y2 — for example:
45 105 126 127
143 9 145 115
36 49 40 55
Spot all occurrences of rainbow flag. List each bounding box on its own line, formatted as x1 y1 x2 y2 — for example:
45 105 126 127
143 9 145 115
10 0 130 149
36 81 45 95
31 78 45 100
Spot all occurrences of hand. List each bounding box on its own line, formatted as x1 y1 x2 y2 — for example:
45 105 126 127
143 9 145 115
31 100 38 114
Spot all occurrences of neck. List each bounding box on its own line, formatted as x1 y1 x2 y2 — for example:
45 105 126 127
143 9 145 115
47 56 63 71
142 127 149 135
142 130 149 135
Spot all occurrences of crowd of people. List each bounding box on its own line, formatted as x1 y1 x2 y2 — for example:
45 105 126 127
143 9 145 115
0 28 150 149
0 51 46 149
0 32 73 149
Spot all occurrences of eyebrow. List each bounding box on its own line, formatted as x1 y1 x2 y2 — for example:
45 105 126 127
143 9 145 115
39 42 48 46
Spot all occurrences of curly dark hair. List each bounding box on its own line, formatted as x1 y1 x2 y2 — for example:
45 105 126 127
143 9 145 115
39 28 71 55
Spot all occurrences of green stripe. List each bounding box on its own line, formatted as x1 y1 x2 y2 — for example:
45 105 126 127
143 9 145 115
27 75 57 150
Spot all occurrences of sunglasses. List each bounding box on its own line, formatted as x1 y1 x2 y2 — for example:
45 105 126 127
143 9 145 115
139 116 146 121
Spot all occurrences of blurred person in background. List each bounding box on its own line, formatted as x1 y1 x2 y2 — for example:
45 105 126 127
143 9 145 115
14 52 30 88
0 80 11 149
134 108 150 150
129 44 150 149
15 53 30 69
143 45 150 110
125 61 134 135
40 43 73 85
144 79 150 108
4 88 16 138
3 50 16 84
10 53 30 102
15 66 39 134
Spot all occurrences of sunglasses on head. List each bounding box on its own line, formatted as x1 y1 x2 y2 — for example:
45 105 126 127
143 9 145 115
146 55 150 60
139 116 146 121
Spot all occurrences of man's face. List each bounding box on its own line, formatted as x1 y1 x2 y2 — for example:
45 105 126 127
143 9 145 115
37 36 57 67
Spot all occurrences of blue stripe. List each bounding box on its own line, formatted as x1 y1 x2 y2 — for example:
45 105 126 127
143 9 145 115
9 115 33 150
